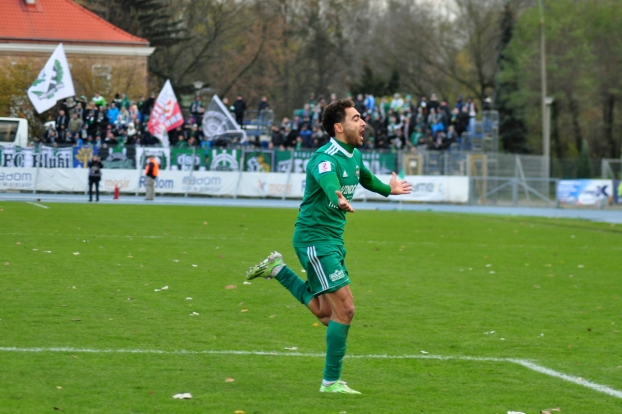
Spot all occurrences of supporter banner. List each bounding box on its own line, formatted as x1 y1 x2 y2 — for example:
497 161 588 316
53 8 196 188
243 150 275 172
613 180 621 204
273 149 397 174
170 148 208 171
27 43 75 114
136 147 170 171
99 146 137 169
73 146 95 168
0 146 72 168
209 149 242 171
557 179 613 206
147 79 184 146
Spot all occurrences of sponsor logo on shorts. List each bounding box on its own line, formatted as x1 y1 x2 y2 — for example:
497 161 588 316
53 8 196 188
329 269 345 282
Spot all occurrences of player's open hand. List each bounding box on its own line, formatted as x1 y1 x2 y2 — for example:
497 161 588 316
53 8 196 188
389 172 412 195
335 190 355 213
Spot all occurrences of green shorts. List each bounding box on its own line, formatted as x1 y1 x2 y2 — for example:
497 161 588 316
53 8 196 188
294 245 350 297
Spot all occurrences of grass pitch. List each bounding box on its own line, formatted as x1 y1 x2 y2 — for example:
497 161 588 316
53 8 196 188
0 201 621 413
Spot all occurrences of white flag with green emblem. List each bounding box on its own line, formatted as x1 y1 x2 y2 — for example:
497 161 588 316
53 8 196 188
27 43 75 114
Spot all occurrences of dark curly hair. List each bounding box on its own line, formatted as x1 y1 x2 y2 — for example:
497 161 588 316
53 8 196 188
321 99 354 137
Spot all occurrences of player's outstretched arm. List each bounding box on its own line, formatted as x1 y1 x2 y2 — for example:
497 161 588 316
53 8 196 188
389 172 412 195
335 190 355 212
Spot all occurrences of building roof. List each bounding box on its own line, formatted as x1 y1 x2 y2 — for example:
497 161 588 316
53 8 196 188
0 0 149 46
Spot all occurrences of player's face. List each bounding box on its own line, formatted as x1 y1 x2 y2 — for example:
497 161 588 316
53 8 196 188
341 107 366 147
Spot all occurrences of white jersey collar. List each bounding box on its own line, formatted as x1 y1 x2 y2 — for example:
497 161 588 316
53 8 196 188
328 138 354 158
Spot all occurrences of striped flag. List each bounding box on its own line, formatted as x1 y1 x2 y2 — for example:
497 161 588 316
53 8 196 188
147 80 184 147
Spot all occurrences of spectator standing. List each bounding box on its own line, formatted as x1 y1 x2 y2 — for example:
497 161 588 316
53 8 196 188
142 93 156 119
354 94 366 116
364 93 376 113
92 92 106 108
258 96 270 113
233 95 247 128
144 156 159 201
67 113 83 135
107 103 120 125
466 97 478 132
428 93 440 113
87 155 103 202
190 96 204 126
390 93 404 112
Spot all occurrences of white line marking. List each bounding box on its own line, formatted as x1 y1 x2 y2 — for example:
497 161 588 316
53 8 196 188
0 347 620 399
27 202 49 209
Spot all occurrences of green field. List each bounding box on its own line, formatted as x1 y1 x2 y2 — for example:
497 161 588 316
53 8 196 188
0 202 621 413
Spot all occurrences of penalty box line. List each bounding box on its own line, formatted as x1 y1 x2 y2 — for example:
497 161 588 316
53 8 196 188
0 346 620 399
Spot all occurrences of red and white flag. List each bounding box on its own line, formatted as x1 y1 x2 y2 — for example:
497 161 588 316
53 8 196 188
147 80 184 147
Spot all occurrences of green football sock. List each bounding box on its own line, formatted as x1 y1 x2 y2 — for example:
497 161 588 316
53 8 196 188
323 320 350 382
275 266 313 306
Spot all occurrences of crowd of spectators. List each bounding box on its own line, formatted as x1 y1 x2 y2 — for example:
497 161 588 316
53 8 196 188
34 90 489 153
271 92 490 152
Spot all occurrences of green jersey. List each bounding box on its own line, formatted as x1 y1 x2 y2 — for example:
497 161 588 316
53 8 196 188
293 138 391 247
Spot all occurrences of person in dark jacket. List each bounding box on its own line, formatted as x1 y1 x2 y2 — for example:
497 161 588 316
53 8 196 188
87 155 103 202
233 95 247 128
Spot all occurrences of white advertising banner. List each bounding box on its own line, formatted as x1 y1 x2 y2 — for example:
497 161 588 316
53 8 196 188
353 175 469 203
37 168 87 192
0 168 469 203
0 168 37 191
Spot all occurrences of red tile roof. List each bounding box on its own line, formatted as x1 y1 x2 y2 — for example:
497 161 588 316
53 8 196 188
0 0 149 46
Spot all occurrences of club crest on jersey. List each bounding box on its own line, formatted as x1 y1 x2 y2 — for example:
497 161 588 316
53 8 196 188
318 161 332 174
355 165 360 177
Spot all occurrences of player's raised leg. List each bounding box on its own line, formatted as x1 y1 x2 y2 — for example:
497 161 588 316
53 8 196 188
246 252 331 323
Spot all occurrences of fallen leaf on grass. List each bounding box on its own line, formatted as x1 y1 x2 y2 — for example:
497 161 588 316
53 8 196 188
284 347 298 351
186 297 192 300
16 242 21 245
578 264 584 268
312 323 319 327
56 386 62 389
73 252 80 255
154 289 161 292
540 408 561 414
240 309 248 313
190 312 199 316
243 281 252 285
225 285 237 289
420 350 429 354
203 221 208 225
44 251 51 253
234 411 246 414
173 259 179 262
161 286 169 290
269 315 276 318
3 262 9 266
192 264 198 267
32 248 38 251
172 393 192 399
225 377 235 382
127 255 133 258
71 356 77 359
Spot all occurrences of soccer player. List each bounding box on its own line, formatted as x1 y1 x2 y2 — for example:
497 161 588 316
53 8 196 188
246 99 412 394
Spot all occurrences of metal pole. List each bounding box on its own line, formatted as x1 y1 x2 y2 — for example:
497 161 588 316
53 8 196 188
537 0 549 180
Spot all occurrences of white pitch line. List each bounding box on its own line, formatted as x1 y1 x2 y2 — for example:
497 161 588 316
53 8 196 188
26 202 49 209
0 347 620 399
